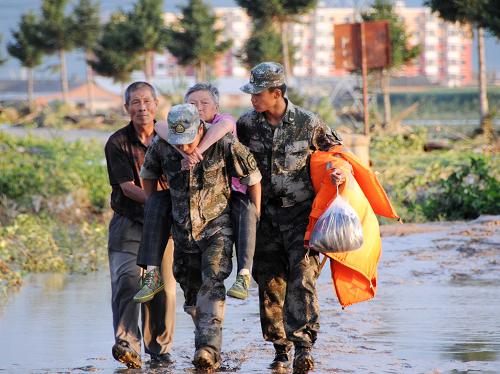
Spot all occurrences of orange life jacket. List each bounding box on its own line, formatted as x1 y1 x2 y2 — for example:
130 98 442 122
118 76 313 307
305 146 399 307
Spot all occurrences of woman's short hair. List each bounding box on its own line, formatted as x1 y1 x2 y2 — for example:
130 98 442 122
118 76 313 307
184 83 220 106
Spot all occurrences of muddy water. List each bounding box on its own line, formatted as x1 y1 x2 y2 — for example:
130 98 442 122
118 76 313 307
1 217 499 373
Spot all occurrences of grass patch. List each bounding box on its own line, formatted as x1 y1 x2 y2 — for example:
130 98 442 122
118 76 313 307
0 132 110 298
371 128 500 222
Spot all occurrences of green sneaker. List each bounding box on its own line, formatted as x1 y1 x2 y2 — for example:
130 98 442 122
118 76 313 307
227 274 250 300
133 268 164 303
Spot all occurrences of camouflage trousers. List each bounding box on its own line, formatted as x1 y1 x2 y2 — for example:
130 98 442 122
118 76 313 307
172 226 233 358
253 200 321 351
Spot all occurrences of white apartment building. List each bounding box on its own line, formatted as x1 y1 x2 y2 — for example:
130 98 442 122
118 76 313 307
153 1 473 87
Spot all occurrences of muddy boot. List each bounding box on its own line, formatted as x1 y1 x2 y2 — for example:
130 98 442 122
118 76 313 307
192 347 221 372
269 345 290 371
293 346 314 373
112 340 142 369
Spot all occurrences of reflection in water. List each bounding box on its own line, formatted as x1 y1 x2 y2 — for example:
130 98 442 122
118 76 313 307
0 221 499 373
443 342 498 362
42 273 67 292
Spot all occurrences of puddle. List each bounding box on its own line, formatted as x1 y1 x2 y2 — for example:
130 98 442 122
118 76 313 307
0 218 499 373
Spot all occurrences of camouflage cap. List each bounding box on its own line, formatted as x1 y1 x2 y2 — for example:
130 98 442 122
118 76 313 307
240 62 285 94
166 104 201 145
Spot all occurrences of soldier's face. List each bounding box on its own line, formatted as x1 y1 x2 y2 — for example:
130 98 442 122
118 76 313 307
176 124 204 154
186 90 218 123
125 88 158 126
251 89 280 113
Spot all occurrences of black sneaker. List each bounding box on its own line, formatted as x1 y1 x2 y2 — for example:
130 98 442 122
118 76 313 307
293 347 314 373
150 352 173 367
112 340 142 369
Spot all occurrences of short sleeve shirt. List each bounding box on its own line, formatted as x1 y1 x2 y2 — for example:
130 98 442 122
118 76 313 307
104 122 166 223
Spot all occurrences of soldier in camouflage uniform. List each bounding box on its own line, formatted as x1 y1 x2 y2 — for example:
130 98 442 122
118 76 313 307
140 104 262 371
237 62 343 373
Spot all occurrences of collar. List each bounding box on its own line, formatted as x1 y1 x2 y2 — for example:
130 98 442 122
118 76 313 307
126 120 157 147
257 98 296 127
282 99 296 125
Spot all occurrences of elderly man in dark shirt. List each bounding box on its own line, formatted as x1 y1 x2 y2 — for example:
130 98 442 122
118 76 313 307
104 81 175 369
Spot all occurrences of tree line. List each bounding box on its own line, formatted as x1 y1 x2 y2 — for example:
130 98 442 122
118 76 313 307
424 0 500 138
3 0 319 111
2 0 499 138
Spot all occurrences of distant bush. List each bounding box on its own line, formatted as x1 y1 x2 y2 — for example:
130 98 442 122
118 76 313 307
371 132 500 222
0 213 106 274
371 127 427 153
0 133 109 296
421 156 500 220
0 132 109 212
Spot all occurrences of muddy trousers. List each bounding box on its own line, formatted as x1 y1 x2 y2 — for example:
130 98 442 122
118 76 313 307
108 213 175 356
252 202 321 351
172 229 233 359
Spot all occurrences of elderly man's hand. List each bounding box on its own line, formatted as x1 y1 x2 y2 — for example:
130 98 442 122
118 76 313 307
330 168 346 185
181 148 204 170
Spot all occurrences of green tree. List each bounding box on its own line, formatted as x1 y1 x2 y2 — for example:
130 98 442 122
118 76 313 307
483 1 500 38
165 0 231 81
424 0 493 138
7 13 44 110
128 0 168 82
239 19 282 69
37 0 75 104
362 0 421 129
236 0 318 78
72 0 101 113
89 11 141 92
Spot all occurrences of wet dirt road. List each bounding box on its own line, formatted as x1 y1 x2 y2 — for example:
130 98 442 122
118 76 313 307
0 216 499 373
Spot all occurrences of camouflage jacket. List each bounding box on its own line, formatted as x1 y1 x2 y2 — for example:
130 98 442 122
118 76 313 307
140 130 261 241
237 100 342 208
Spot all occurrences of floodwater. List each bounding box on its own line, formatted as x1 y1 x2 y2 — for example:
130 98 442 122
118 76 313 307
0 216 499 374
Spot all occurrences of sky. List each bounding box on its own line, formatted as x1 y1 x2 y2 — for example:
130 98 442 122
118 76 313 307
0 0 499 80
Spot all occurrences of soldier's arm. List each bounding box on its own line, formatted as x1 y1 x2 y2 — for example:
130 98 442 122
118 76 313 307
140 137 164 181
310 116 348 184
235 116 251 147
225 136 262 187
310 115 343 151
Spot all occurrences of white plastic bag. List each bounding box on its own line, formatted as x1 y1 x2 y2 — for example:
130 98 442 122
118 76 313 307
310 193 364 253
